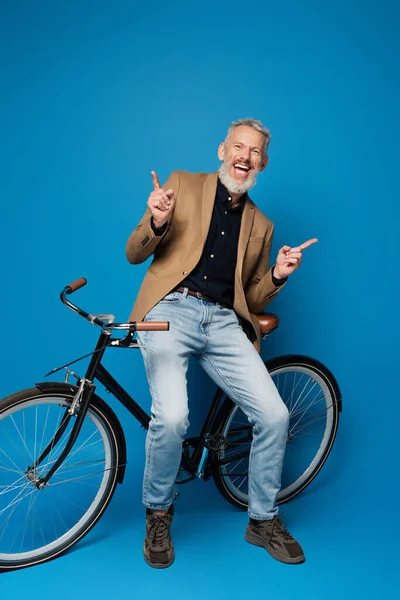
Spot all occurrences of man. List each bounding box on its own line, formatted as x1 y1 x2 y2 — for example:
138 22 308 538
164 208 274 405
126 118 317 569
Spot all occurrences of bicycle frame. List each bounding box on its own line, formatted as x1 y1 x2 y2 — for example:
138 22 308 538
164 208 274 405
95 356 229 480
95 344 251 480
31 278 263 487
35 323 251 488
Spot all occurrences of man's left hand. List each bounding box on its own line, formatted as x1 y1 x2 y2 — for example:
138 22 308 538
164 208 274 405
273 238 318 280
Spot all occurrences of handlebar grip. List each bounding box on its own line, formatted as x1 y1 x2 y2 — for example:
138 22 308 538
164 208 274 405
65 277 88 295
135 321 169 331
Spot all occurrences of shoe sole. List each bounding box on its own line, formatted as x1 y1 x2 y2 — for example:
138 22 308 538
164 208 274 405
143 543 175 569
245 527 305 564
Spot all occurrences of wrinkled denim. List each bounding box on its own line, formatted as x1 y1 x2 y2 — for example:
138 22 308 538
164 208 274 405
138 289 289 519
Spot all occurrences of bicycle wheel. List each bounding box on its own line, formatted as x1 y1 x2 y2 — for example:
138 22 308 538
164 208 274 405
0 386 122 570
212 355 341 509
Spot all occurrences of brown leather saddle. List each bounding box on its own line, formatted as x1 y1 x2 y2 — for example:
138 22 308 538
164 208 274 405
255 313 279 335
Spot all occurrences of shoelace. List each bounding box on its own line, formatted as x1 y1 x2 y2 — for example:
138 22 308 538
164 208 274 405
148 515 172 548
269 514 294 542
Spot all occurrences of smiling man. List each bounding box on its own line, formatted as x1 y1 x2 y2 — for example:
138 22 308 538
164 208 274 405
126 118 317 569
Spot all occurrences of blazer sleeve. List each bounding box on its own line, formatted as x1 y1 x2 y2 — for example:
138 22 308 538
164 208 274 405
126 171 180 265
244 223 286 313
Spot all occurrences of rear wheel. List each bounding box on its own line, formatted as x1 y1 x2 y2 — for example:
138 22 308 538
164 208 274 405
0 387 121 570
212 355 341 509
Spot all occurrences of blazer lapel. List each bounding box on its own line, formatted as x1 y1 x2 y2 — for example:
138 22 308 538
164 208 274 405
235 200 255 286
201 172 219 247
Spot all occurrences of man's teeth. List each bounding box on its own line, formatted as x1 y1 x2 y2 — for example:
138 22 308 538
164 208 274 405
234 164 250 171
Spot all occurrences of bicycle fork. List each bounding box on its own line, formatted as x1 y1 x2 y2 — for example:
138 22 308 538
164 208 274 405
27 330 111 488
27 379 96 489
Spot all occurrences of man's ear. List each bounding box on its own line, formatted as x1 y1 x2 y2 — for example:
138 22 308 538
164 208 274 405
217 142 225 161
259 155 269 171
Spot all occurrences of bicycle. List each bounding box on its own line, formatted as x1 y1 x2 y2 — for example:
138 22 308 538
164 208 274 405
0 278 342 571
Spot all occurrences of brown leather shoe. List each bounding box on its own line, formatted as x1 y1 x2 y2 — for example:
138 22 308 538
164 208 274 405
245 515 305 564
143 505 174 568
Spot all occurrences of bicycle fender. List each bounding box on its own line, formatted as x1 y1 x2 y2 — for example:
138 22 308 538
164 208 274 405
35 381 127 484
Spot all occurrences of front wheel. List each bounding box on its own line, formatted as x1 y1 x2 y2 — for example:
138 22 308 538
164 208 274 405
212 355 341 509
0 386 122 570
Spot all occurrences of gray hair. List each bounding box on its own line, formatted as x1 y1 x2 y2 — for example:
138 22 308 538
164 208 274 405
226 118 271 153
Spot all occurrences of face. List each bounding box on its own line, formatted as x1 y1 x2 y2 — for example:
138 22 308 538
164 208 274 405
217 126 268 194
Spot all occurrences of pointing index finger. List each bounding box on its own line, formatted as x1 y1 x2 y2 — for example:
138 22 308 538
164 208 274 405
151 170 161 191
299 238 318 251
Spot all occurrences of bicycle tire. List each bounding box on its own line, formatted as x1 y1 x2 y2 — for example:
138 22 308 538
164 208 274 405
212 355 341 510
0 386 122 570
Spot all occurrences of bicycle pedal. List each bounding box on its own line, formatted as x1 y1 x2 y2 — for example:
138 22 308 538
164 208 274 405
204 433 227 452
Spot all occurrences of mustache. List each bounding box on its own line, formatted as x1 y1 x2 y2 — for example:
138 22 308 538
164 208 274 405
218 159 259 194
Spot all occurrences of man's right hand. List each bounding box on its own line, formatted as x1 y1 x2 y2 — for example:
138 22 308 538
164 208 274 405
147 171 175 229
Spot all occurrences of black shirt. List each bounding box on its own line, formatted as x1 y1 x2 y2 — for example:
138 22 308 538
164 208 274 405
179 178 245 306
152 178 285 307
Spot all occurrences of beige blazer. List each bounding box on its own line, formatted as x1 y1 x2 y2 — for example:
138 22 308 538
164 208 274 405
126 171 284 351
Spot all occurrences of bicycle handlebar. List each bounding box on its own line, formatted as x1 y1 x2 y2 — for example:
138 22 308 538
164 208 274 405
65 277 88 294
60 278 169 332
135 321 169 331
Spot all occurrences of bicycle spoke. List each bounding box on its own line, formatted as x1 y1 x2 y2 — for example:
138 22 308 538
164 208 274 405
290 396 328 435
44 492 61 541
0 443 24 476
236 476 248 491
48 466 116 487
43 491 69 533
0 483 29 525
0 483 35 548
39 436 103 477
0 479 30 495
287 371 299 412
51 475 103 489
50 455 106 473
9 488 40 553
0 459 22 475
32 500 46 551
289 392 325 420
288 377 316 417
228 459 246 485
289 399 322 435
60 497 88 512
281 372 307 413
9 414 35 465
1 487 30 550
61 431 102 466
290 382 322 414
0 484 38 519
276 371 289 404
290 405 334 438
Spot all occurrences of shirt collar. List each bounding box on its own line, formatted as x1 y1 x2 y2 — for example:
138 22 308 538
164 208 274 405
216 178 247 208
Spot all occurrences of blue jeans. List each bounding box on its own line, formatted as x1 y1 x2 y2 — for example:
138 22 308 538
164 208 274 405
138 289 289 520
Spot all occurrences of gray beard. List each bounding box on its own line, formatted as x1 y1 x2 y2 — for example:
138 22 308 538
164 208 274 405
218 160 259 195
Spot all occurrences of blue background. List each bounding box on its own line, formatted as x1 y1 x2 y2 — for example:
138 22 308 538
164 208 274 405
0 0 398 597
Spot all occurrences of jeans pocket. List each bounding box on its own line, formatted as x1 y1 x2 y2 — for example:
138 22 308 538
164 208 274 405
160 291 182 303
